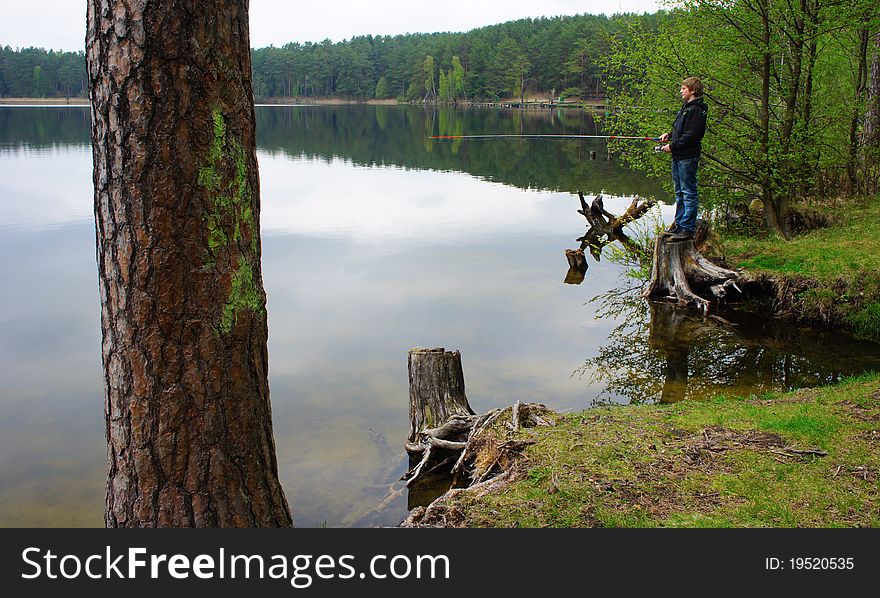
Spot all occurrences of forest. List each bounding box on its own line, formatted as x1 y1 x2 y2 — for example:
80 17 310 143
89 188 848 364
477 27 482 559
247 13 663 101
0 46 86 98
0 12 660 101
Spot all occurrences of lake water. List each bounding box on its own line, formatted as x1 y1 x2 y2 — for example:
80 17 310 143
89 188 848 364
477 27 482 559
2 105 879 527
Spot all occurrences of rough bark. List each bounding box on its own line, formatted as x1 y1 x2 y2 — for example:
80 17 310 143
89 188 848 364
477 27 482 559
643 222 744 315
848 28 870 192
866 30 880 149
87 0 292 527
406 348 475 444
863 29 880 192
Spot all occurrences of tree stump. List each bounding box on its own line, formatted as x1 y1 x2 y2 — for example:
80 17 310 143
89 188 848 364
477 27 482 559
404 348 477 487
642 227 743 315
563 249 587 284
568 192 745 315
406 348 476 444
403 348 550 496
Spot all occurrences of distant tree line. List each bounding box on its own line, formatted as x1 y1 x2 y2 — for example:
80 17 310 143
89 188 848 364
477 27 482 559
1 13 663 101
249 13 664 101
0 46 87 98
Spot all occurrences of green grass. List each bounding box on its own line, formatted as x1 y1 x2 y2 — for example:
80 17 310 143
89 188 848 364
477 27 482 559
452 374 880 528
718 195 880 340
721 195 880 284
847 302 880 340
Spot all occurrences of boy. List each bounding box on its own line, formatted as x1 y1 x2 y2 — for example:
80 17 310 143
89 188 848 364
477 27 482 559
659 77 708 241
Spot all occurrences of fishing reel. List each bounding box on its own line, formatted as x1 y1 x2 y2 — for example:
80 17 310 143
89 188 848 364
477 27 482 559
654 145 665 153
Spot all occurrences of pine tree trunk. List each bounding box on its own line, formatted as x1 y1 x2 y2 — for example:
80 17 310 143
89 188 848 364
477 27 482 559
87 0 292 527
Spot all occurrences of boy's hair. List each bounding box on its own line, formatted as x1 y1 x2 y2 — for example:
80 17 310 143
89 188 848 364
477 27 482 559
682 76 704 96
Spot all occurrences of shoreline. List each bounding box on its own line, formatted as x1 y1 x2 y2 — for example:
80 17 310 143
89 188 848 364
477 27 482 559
2 96 605 110
257 96 605 109
0 97 90 105
405 194 880 528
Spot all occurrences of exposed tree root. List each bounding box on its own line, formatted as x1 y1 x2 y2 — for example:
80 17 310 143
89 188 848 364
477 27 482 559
574 191 655 261
402 349 553 527
642 232 745 315
401 401 549 528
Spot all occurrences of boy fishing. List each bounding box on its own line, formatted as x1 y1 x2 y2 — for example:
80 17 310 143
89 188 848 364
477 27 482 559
659 77 708 242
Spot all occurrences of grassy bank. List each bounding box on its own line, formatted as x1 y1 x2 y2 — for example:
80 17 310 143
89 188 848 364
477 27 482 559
718 195 880 341
431 374 880 527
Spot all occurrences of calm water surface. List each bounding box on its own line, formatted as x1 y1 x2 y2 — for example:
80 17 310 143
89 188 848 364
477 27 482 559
1 106 878 527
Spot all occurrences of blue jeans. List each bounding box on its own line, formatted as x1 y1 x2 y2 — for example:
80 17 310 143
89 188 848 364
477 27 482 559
671 157 700 234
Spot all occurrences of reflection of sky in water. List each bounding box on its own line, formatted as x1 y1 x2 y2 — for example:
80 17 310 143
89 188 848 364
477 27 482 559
258 153 669 239
1 138 651 527
9 125 872 528
259 155 648 526
0 221 104 526
0 146 94 230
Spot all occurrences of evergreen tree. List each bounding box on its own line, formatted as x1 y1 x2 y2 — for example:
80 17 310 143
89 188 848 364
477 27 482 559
451 55 465 102
423 55 435 101
438 70 449 102
87 0 292 527
32 65 43 97
374 75 389 98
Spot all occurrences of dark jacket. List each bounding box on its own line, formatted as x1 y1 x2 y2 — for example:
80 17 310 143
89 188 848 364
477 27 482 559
670 97 707 160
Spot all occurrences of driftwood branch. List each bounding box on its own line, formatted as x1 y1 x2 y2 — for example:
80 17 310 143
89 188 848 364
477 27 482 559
566 192 655 282
768 447 829 458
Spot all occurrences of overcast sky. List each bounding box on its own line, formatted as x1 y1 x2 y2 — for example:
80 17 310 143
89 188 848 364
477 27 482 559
0 0 660 52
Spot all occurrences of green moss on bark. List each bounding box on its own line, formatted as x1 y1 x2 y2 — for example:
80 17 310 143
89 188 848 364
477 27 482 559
197 109 264 332
220 257 265 334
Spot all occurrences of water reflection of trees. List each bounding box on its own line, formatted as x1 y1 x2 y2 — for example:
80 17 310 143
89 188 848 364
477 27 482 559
0 107 91 150
3 105 667 197
580 289 880 405
255 105 665 196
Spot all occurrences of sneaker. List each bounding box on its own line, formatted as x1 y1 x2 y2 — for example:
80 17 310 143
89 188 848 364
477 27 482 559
667 231 694 242
660 225 681 237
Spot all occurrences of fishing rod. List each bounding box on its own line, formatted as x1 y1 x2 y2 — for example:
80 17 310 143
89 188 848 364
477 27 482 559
430 134 661 141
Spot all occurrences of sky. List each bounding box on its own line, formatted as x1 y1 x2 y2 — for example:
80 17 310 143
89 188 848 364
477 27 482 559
0 0 661 52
